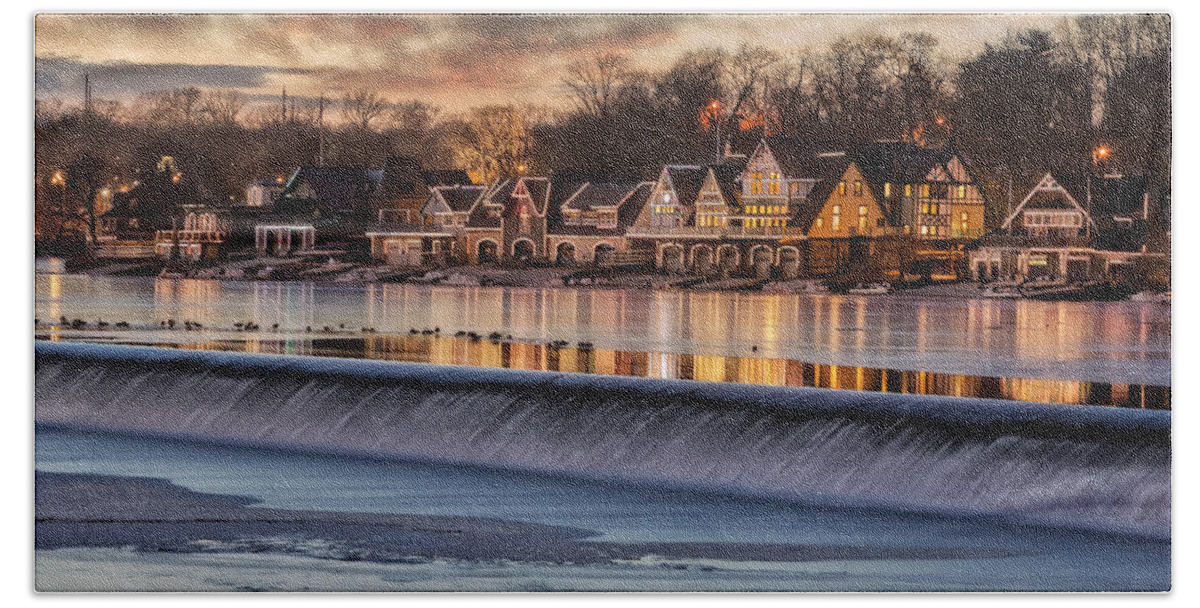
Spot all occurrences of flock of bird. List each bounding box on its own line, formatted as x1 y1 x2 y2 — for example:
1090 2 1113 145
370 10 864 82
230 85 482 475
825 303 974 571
35 316 605 350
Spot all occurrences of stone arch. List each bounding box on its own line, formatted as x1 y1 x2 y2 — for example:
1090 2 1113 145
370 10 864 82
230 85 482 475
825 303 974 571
779 246 801 280
512 238 536 261
716 244 740 273
659 242 686 273
593 242 616 266
477 239 499 264
555 241 577 266
690 244 715 275
749 245 775 279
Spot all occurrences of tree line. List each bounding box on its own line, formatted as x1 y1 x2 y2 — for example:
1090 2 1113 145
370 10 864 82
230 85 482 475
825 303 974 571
36 15 1169 244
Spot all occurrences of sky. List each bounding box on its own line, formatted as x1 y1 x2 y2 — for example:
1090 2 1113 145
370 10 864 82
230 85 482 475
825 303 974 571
35 13 1073 119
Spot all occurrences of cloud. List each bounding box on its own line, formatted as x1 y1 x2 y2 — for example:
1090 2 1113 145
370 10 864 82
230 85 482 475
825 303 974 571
35 56 314 97
32 13 1073 115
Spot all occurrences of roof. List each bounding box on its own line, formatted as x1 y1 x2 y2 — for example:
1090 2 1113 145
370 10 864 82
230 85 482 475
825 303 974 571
466 179 515 229
422 169 472 187
563 181 645 211
664 165 706 207
436 185 487 213
548 181 654 236
789 155 855 230
281 166 379 204
708 164 743 208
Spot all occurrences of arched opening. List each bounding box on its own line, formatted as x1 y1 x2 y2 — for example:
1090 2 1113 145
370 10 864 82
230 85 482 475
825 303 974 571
717 245 740 274
513 239 536 262
594 242 616 266
555 242 577 266
691 245 714 276
779 246 801 280
477 239 499 264
751 246 774 279
660 244 685 273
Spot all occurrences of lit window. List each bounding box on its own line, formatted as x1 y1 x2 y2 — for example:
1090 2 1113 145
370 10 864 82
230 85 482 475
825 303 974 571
905 184 912 197
838 181 846 196
884 183 892 198
858 205 868 230
921 184 930 198
750 181 762 195
921 202 930 214
958 185 966 199
769 182 780 195
961 212 968 221
854 181 863 196
768 172 778 180
930 203 938 215
920 225 928 235
815 217 824 228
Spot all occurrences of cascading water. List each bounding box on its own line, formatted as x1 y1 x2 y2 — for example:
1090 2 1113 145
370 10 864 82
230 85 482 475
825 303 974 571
35 342 1170 539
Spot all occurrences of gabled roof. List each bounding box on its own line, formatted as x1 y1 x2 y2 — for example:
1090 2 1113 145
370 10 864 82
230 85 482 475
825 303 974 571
708 164 744 208
432 184 487 213
548 181 655 236
281 166 378 204
422 169 473 187
563 181 645 211
663 165 706 206
618 182 654 228
515 177 551 216
788 155 856 231
466 179 514 228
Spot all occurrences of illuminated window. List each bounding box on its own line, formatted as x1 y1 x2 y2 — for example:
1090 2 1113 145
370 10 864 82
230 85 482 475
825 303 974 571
930 203 938 215
838 181 846 196
921 184 930 198
831 205 841 230
858 205 868 230
884 183 892 198
904 184 912 197
815 217 824 228
957 185 966 199
768 172 778 180
921 202 930 214
769 182 780 195
920 225 928 235
750 181 762 195
854 181 863 196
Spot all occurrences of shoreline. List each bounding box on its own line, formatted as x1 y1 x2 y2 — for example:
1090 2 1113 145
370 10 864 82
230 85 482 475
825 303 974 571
37 471 1028 567
37 259 1172 302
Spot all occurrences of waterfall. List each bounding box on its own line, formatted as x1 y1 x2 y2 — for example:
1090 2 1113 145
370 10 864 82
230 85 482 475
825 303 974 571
35 342 1170 539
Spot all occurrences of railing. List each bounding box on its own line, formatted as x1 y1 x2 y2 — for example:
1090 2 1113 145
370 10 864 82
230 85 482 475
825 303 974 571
155 230 227 243
626 225 806 239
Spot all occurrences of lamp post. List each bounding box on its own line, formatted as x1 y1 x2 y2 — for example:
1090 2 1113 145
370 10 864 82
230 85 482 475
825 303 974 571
708 100 722 161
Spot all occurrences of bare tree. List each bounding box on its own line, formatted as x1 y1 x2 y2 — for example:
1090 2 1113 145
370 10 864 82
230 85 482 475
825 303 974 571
200 90 247 124
564 53 631 118
342 90 389 131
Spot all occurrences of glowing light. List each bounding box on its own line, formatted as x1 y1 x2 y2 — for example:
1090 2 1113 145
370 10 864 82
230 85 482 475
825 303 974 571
50 171 64 185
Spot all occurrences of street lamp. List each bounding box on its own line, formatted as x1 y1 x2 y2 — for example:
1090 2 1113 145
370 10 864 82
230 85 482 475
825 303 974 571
708 100 722 161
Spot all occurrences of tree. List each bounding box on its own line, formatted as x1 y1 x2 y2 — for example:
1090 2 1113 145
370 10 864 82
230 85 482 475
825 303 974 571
342 90 389 131
563 53 631 118
449 105 531 183
58 155 107 246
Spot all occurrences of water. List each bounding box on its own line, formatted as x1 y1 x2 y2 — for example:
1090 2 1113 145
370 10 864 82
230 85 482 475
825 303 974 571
35 425 1170 591
35 273 1171 386
33 271 1172 591
36 342 1170 539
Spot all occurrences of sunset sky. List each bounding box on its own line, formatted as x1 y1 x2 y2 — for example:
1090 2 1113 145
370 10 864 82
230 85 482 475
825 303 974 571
35 13 1071 117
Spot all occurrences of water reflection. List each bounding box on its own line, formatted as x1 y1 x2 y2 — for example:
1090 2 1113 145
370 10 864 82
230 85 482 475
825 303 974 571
117 334 1168 410
34 274 1171 387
